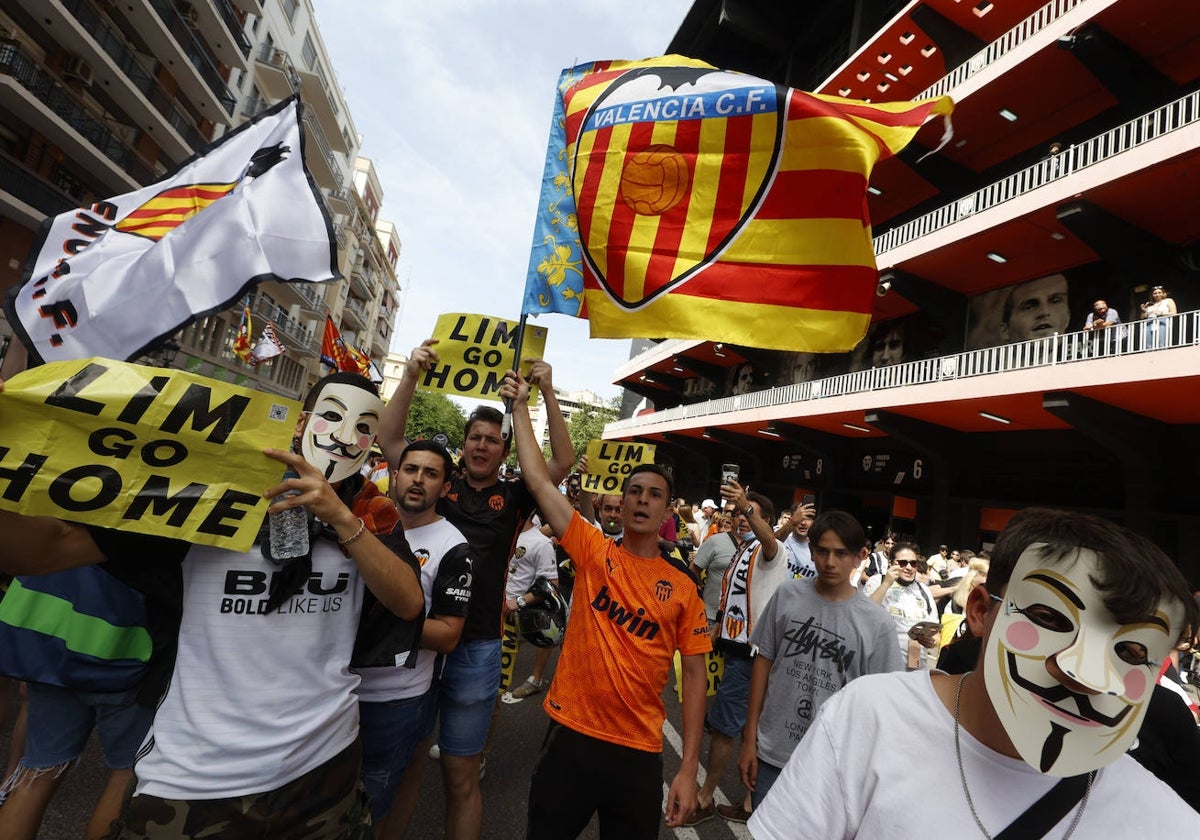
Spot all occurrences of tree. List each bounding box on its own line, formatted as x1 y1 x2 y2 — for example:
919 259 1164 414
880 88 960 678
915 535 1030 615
403 391 466 449
566 398 620 460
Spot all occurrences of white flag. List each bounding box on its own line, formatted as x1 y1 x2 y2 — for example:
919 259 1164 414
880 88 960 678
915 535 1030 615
248 321 286 366
2 96 338 364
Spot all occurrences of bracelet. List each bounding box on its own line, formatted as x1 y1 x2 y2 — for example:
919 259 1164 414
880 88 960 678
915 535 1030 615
743 506 756 518
338 517 367 546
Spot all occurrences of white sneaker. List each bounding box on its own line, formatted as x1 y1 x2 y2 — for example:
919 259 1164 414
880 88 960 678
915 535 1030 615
428 743 440 760
511 677 545 700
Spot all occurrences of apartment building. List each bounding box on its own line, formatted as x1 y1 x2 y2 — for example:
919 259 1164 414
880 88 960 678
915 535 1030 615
0 0 400 398
608 0 1200 568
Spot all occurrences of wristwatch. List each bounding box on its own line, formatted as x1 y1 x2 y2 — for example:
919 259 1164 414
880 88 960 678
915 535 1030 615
743 506 755 518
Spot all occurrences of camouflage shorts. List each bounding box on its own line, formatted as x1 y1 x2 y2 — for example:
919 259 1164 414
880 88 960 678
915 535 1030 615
102 741 372 840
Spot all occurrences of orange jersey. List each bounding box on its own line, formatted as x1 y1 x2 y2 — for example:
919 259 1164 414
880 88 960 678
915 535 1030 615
545 513 711 752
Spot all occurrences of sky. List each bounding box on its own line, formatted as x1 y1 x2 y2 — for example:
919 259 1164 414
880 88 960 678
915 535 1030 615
309 0 696 400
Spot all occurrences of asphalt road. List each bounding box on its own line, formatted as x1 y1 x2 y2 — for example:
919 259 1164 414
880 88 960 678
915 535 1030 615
2 645 754 839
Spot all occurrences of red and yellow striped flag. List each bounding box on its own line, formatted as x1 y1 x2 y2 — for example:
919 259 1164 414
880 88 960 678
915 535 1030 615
523 56 952 352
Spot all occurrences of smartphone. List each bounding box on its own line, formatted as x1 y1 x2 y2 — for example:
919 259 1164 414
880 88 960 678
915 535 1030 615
801 493 816 506
721 463 740 485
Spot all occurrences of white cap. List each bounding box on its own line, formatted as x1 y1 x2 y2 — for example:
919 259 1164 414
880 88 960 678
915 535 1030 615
701 499 717 511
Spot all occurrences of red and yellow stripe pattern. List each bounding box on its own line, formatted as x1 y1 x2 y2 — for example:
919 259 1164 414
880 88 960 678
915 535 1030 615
559 56 952 353
113 183 237 242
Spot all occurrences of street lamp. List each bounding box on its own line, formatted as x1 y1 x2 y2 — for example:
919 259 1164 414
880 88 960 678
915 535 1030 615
159 338 181 368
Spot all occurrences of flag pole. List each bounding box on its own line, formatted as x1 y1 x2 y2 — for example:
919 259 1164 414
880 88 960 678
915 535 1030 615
500 313 528 442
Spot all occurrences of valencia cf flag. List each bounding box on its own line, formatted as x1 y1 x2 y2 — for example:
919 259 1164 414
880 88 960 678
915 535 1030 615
522 56 953 353
3 95 338 364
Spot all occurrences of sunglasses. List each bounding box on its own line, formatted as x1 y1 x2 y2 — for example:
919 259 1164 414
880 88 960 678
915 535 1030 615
894 559 920 568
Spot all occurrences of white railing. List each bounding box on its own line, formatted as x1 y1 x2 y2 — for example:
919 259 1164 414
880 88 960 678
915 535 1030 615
873 89 1200 256
605 310 1198 434
920 0 1086 100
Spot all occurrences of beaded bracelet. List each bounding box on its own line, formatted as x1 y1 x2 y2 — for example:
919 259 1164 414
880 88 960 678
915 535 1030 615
338 517 367 546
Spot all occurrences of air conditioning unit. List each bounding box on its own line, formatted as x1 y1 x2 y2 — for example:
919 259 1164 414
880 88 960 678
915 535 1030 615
63 55 93 87
178 2 199 27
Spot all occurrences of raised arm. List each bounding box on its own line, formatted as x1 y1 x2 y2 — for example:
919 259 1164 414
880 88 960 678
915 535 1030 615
721 479 780 561
498 369 574 538
526 359 575 486
263 448 424 620
377 338 440 467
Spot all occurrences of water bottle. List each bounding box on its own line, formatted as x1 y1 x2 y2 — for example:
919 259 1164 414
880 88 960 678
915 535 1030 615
269 469 309 560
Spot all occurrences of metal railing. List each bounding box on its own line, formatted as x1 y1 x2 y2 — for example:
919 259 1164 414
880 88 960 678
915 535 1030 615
919 0 1086 101
301 110 344 190
59 0 207 151
0 149 79 215
252 299 314 351
147 0 236 114
873 89 1200 256
605 310 1199 434
213 0 253 58
0 41 154 184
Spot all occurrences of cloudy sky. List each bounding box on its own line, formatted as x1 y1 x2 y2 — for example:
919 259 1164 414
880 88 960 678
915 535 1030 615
309 0 696 399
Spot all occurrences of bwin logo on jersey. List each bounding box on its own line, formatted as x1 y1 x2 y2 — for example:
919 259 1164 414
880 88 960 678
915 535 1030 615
590 586 659 640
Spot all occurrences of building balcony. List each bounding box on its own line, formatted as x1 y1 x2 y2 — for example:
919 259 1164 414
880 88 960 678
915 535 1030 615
341 295 368 330
301 109 344 192
251 298 316 357
120 0 235 124
197 0 253 66
607 309 1200 441
0 40 148 193
43 0 207 160
252 46 349 156
0 148 79 228
874 91 1200 269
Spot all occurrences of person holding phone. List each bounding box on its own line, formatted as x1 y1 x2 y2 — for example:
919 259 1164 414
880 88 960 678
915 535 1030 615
863 543 939 669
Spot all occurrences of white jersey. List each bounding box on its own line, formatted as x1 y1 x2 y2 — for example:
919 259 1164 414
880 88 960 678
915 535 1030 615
134 539 365 799
505 526 558 599
357 518 472 702
750 670 1200 838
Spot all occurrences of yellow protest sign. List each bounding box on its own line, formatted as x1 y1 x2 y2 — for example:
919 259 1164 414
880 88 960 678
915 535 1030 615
580 439 657 494
423 313 547 402
0 358 301 552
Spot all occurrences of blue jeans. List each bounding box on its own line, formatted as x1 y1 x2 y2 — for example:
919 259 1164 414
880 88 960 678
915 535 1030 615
358 690 437 820
706 650 753 738
751 759 785 810
23 682 153 769
436 638 502 757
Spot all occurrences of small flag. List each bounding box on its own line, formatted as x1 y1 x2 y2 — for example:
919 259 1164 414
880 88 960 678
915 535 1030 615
3 95 338 364
320 315 348 373
232 306 253 362
521 56 953 353
248 321 285 366
367 357 384 385
344 343 371 377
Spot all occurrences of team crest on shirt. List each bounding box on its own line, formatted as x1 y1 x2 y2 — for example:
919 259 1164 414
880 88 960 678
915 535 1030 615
514 546 526 559
488 494 504 511
654 579 673 602
414 549 430 567
724 605 746 641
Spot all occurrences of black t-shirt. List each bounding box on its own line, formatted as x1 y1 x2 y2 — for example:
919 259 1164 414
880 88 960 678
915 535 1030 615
438 476 535 642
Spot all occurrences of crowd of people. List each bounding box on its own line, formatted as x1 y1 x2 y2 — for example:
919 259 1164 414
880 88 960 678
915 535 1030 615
0 339 1199 839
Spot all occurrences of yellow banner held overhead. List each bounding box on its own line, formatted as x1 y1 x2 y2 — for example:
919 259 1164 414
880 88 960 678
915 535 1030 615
580 439 657 494
423 313 547 403
0 358 301 552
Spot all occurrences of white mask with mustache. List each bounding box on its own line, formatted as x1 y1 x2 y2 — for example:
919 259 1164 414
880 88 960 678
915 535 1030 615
299 382 383 483
983 545 1182 776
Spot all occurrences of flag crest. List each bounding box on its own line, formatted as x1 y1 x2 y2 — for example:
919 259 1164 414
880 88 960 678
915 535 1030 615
522 56 953 353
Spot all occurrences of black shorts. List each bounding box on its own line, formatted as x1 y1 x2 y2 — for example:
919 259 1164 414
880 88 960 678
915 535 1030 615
526 722 663 840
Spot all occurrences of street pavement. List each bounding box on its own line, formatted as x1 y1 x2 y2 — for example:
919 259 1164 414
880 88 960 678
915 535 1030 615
2 644 754 839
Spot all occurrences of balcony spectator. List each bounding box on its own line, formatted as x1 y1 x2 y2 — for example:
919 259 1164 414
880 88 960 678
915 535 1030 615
1083 299 1125 354
1140 285 1177 349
